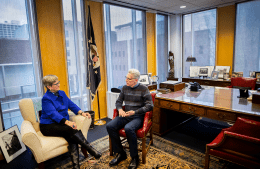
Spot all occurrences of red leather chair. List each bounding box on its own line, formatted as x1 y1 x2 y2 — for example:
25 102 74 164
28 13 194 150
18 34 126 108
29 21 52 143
227 77 257 90
109 93 156 164
204 117 260 169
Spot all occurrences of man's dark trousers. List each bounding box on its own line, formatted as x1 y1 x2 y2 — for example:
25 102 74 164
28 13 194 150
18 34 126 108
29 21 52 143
106 116 143 158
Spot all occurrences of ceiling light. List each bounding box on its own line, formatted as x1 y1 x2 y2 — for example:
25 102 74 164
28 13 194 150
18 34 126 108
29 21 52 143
180 6 186 8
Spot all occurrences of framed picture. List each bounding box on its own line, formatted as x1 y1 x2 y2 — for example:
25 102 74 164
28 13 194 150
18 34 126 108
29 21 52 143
198 67 208 76
215 66 230 79
237 72 243 77
249 71 255 78
223 73 229 80
190 66 199 77
0 125 26 163
255 72 260 82
211 71 219 80
139 74 150 85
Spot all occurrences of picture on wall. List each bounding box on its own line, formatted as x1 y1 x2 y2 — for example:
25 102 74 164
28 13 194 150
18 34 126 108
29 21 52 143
215 66 230 79
139 74 150 85
0 125 26 163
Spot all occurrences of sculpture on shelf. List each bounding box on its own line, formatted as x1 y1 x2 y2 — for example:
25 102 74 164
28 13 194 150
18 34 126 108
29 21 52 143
168 51 175 78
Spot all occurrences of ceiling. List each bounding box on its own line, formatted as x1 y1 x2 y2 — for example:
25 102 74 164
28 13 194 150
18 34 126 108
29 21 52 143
92 0 249 15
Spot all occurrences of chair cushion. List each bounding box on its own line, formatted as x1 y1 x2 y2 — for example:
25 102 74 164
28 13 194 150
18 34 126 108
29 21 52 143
209 149 260 168
37 131 68 153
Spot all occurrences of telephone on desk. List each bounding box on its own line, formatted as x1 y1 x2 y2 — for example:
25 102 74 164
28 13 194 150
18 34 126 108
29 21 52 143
189 82 203 91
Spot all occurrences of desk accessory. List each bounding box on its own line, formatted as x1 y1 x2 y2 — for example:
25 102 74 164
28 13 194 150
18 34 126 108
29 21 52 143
159 81 185 92
238 87 250 98
157 88 171 94
252 93 260 104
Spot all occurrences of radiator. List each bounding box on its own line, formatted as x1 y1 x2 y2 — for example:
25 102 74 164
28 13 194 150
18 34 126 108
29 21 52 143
106 91 120 119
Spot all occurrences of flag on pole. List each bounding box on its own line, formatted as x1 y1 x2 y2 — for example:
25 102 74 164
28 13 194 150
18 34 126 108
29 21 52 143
86 5 101 102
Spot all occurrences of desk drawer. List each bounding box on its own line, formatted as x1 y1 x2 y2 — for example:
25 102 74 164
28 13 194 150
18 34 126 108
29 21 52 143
159 100 180 110
207 109 236 122
180 104 205 116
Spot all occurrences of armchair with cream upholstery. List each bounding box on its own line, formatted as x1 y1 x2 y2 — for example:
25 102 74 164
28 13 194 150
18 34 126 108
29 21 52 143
19 97 91 169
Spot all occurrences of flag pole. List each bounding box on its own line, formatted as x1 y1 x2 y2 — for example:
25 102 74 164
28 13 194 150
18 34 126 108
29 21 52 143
94 90 106 125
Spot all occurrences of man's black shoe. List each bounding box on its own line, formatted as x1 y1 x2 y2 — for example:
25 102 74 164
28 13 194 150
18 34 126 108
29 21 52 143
128 156 139 169
109 152 127 166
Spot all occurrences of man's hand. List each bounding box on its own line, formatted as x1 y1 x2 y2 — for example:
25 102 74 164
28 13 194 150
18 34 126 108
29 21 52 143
119 109 128 117
65 120 77 129
126 110 135 116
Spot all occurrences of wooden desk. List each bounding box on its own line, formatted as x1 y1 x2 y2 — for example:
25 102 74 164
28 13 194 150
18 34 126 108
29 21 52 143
153 86 260 136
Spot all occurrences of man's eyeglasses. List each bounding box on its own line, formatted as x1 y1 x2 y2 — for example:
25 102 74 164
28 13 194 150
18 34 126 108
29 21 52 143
125 76 135 81
53 81 60 86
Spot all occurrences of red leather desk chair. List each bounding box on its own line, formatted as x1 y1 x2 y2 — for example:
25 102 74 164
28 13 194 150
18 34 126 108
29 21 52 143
227 77 257 90
205 117 260 169
109 93 156 164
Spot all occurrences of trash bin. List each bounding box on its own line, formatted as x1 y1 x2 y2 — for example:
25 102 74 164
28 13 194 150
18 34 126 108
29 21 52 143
84 111 95 129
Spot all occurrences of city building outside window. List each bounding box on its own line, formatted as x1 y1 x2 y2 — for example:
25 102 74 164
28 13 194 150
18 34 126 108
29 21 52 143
234 1 260 76
0 0 42 130
156 14 168 84
62 0 90 110
183 9 216 77
104 4 147 91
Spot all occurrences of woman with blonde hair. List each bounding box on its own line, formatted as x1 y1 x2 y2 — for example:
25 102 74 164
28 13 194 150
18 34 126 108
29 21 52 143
40 75 101 169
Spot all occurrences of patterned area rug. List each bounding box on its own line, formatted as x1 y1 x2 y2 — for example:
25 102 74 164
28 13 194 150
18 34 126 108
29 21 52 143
80 135 225 169
44 135 236 169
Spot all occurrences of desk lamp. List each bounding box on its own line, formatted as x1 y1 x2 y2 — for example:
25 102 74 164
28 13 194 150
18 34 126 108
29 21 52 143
186 55 197 77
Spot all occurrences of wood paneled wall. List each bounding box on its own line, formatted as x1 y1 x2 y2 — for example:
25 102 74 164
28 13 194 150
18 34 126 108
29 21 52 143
36 0 69 94
147 13 157 76
216 5 236 74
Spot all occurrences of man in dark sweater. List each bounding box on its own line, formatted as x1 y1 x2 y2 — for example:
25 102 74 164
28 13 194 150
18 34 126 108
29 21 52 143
106 69 153 169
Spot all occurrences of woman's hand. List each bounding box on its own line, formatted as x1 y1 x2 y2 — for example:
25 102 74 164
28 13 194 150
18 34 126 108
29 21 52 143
82 112 91 118
78 110 91 119
65 120 77 129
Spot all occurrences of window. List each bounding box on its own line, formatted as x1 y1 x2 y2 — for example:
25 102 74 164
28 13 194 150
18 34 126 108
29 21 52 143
234 1 260 76
104 4 147 90
156 14 168 84
0 0 42 130
183 9 216 77
62 0 89 111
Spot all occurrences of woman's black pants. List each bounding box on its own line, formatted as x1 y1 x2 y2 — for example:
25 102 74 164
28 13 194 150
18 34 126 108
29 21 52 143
40 123 78 143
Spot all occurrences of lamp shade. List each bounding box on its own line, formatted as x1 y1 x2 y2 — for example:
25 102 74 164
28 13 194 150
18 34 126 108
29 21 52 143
186 56 196 62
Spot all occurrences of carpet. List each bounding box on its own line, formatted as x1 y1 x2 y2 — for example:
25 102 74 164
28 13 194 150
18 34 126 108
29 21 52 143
44 135 238 169
79 135 226 169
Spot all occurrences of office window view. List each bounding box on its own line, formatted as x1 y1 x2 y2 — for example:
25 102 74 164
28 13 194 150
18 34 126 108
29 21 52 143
234 1 260 76
0 0 42 130
183 9 216 77
62 0 89 110
104 4 147 90
156 14 168 84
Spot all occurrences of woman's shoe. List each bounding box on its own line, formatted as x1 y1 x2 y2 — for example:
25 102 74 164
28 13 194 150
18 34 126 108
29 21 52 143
68 143 80 169
71 130 102 159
